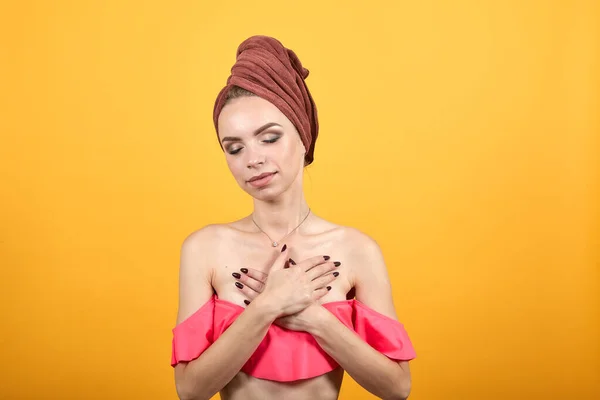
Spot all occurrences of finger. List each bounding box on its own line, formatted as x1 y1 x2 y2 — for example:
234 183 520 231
240 267 268 283
301 255 332 273
311 271 339 289
284 257 298 269
311 286 332 302
233 271 265 293
307 261 340 281
270 244 290 272
234 281 260 301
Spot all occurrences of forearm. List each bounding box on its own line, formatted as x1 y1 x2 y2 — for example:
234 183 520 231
310 310 411 400
175 298 278 400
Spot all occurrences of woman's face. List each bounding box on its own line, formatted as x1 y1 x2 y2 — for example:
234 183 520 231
217 96 306 200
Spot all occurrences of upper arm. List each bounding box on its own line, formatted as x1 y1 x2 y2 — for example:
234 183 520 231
351 230 412 374
176 226 217 325
350 230 399 321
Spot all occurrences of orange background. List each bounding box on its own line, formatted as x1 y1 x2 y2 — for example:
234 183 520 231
1 1 598 399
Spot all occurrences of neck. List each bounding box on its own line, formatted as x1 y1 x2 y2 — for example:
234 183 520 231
251 183 310 244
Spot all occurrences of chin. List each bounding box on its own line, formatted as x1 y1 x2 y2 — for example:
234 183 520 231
241 185 284 201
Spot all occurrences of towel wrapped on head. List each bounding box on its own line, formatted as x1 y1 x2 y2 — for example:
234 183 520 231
213 35 319 165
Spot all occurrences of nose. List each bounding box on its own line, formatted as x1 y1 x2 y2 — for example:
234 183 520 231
247 159 264 169
246 149 266 169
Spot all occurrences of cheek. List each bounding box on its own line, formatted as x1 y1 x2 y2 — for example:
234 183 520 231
225 156 245 178
273 143 304 172
278 138 303 159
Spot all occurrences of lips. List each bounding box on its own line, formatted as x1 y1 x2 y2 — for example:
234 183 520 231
247 172 277 188
248 172 275 182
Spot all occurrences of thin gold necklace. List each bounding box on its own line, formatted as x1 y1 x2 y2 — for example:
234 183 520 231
252 208 311 247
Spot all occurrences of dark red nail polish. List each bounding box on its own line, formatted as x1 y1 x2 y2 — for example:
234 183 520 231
232 272 241 279
334 261 341 267
244 300 250 305
333 272 339 277
235 282 243 289
323 255 330 260
281 244 287 252
327 286 332 291
240 268 248 274
289 258 296 265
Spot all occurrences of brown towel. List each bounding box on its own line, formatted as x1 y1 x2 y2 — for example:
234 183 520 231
213 35 319 165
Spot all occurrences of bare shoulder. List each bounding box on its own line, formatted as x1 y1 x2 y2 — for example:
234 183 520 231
332 225 397 319
176 224 236 324
328 224 384 264
340 226 382 254
182 223 234 249
178 222 242 283
180 222 245 257
305 213 383 266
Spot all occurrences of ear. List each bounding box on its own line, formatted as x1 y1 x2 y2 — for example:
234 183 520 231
301 145 308 166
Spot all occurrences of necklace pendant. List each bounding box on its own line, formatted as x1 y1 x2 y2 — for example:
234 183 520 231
272 241 278 247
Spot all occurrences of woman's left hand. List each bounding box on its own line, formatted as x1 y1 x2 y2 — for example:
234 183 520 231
232 265 329 332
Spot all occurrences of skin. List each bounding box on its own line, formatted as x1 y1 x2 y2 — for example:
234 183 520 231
174 95 412 400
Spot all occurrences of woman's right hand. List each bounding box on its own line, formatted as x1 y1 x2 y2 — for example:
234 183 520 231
259 246 339 317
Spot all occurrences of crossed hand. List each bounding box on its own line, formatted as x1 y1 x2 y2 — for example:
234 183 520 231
231 248 341 331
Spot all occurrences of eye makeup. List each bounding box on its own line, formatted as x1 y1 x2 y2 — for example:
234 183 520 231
226 133 282 155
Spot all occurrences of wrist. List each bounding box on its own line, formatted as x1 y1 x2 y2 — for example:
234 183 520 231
306 305 331 336
251 295 282 322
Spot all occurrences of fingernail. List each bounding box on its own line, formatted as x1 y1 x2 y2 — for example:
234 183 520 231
327 286 332 291
289 258 296 265
232 272 241 279
333 272 339 277
240 268 248 274
281 244 287 252
334 261 341 267
244 300 250 305
235 282 243 289
323 255 330 260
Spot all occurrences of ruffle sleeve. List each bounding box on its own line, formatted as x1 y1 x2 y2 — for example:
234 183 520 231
324 299 416 362
171 297 216 366
352 300 416 361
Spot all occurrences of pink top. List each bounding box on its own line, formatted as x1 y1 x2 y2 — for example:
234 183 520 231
171 295 416 382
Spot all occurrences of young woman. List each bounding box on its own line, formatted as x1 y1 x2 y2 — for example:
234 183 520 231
171 35 416 400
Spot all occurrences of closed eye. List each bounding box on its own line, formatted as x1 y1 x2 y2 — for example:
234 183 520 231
263 135 280 144
226 134 280 155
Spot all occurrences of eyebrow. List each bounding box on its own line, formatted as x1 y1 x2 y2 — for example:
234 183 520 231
220 122 282 144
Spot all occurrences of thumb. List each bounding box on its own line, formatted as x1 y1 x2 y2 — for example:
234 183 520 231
270 244 290 271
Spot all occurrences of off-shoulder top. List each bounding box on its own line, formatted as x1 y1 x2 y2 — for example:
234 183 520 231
171 295 416 382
